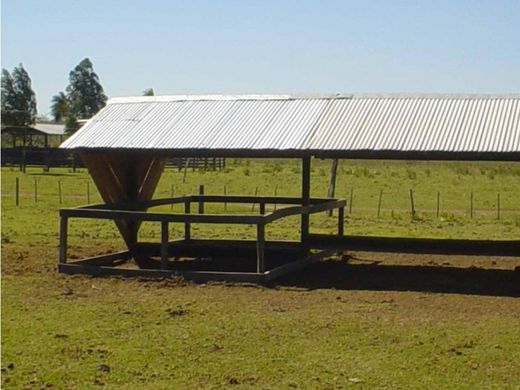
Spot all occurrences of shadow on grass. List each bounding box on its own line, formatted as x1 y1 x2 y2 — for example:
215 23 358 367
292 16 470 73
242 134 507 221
276 258 520 297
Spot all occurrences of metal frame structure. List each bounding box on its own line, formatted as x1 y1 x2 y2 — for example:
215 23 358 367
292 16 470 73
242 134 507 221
59 192 346 282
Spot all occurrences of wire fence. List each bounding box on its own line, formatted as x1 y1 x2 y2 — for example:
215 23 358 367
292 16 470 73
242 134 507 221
4 175 519 222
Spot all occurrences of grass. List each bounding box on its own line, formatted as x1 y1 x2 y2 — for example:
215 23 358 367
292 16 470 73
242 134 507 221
2 159 520 388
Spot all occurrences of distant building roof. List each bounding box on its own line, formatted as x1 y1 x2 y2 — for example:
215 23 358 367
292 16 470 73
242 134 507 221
2 122 66 136
60 94 520 160
34 123 66 135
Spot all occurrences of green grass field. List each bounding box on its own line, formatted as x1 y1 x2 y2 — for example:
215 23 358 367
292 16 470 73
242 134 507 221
2 159 520 389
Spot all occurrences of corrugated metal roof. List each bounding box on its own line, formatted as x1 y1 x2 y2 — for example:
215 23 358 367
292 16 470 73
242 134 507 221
34 123 66 135
60 93 520 158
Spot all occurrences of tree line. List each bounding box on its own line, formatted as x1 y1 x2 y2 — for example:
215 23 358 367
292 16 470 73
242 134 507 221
2 58 107 134
1 58 156 135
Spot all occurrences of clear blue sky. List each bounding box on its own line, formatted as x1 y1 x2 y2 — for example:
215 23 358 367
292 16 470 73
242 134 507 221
2 0 519 117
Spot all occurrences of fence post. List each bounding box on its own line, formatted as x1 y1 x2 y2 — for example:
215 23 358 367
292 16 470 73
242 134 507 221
470 192 474 219
184 200 191 241
59 216 68 263
15 177 19 206
256 223 265 274
338 206 344 235
161 221 169 270
251 187 258 211
436 191 440 218
377 189 383 217
198 185 204 214
497 192 500 220
409 189 415 217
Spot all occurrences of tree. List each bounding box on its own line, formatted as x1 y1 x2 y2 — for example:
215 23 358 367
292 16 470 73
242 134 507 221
50 91 68 123
65 58 106 132
142 88 154 96
1 64 37 126
1 69 17 111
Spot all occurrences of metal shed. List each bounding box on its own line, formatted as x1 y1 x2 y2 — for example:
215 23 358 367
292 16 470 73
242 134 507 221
57 94 520 281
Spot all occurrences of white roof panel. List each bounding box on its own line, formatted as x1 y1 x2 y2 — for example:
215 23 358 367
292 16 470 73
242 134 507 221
60 94 520 157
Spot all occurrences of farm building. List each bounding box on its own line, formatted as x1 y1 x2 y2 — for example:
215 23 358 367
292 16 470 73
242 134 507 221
58 94 520 281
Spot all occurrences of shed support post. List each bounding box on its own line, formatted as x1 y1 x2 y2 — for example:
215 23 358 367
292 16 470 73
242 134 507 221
161 221 169 270
301 156 311 249
256 223 265 274
59 216 68 264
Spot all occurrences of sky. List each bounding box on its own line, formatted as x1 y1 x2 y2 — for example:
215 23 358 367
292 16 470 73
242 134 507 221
2 0 520 117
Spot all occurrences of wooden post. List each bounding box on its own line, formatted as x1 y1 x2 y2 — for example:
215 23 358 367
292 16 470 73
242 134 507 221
59 216 68 263
20 149 26 172
409 189 415 217
349 188 353 214
301 157 311 247
436 191 440 218
256 223 265 274
198 185 204 213
327 159 339 216
183 158 190 183
259 201 266 215
58 181 62 204
338 206 344 235
184 200 191 241
497 192 501 220
34 179 37 203
170 184 174 210
251 187 258 211
377 189 383 217
15 177 19 206
161 221 169 270
44 150 50 172
470 192 474 219
86 182 90 204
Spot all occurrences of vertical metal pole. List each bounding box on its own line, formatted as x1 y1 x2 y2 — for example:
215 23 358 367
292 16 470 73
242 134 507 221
259 201 265 215
338 207 344 235
256 223 265 274
184 200 191 241
161 221 169 270
349 188 353 214
301 156 311 247
198 185 204 214
436 191 440 218
59 216 68 264
15 177 19 206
